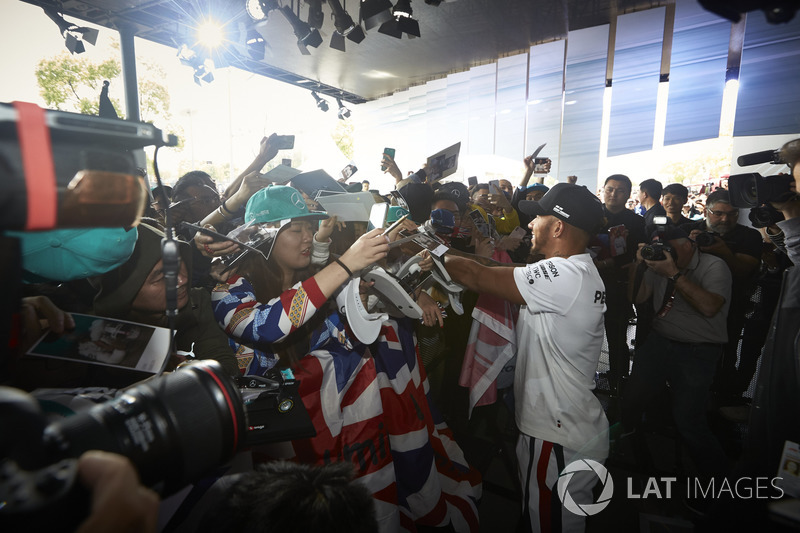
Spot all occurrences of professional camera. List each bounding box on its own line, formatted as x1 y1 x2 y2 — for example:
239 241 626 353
728 172 794 208
641 216 678 261
729 139 799 208
749 204 785 228
694 231 720 247
0 360 247 531
640 241 675 261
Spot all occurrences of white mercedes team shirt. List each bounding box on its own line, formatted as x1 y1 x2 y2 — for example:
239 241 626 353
512 253 609 459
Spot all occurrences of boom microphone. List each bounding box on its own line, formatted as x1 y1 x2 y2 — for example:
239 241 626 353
737 149 781 167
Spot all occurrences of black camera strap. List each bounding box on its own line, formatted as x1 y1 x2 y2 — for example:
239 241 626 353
656 279 677 318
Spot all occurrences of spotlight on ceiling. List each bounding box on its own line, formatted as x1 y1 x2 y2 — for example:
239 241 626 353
361 0 394 30
246 0 279 21
306 0 325 29
424 0 442 4
197 19 225 49
178 44 215 85
245 28 266 60
379 0 420 39
336 98 352 119
312 91 330 112
43 6 99 54
280 5 323 54
329 0 366 52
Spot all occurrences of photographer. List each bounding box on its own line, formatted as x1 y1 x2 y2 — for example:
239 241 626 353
622 225 731 510
680 189 762 405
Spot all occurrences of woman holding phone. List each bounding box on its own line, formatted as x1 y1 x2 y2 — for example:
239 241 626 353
212 185 481 531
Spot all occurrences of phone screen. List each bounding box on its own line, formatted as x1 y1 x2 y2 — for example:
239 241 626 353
368 203 389 231
275 135 295 150
533 157 549 174
381 148 396 171
467 176 478 187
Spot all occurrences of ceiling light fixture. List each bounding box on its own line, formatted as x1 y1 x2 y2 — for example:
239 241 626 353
197 19 225 49
43 6 99 54
360 0 394 30
329 0 366 52
178 44 215 85
245 28 267 60
280 5 323 54
246 0 279 21
312 91 330 112
337 98 351 119
306 0 325 29
379 0 420 39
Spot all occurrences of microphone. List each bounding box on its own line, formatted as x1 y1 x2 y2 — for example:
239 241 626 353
161 238 181 318
737 149 781 167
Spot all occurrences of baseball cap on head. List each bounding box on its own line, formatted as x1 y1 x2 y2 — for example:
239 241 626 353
518 183 604 234
524 183 549 195
245 185 328 227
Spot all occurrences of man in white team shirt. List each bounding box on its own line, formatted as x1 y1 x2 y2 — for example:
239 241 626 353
444 183 608 533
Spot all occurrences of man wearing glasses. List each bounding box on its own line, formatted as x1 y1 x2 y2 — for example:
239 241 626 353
680 189 762 407
595 174 647 394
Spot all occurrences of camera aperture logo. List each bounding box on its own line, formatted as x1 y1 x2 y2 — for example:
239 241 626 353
557 459 614 516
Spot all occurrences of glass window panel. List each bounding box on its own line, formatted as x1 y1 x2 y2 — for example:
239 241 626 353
664 0 729 145
733 13 800 136
561 25 608 181
527 40 565 178
445 70 471 153
495 54 528 161
607 7 665 157
468 63 497 155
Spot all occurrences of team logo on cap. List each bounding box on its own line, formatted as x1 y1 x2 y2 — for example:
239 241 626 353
291 192 306 210
553 204 570 218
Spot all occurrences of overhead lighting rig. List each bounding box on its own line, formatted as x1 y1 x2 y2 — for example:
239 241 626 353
336 98 352 119
306 0 325 29
360 0 394 30
329 0 366 52
379 0 420 39
312 91 330 112
280 4 323 54
43 6 99 54
177 44 215 85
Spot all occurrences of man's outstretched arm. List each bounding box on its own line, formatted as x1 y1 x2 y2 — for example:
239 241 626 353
444 255 525 305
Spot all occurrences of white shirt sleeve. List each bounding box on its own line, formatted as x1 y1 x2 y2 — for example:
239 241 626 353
513 258 582 314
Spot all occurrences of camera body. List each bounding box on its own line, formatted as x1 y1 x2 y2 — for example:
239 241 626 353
640 241 674 261
641 216 678 262
694 231 720 247
728 172 794 208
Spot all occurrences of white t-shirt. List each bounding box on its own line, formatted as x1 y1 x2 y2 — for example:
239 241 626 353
512 253 609 460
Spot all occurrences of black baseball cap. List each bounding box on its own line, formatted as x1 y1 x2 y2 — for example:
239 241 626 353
519 183 604 234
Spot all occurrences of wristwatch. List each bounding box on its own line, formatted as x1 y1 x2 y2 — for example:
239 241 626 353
669 272 683 282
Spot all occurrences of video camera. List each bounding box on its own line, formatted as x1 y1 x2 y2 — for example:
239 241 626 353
728 139 799 210
0 361 246 530
0 102 178 231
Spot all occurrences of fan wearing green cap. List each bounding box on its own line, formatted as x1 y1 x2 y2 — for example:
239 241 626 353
211 185 402 520
211 185 390 373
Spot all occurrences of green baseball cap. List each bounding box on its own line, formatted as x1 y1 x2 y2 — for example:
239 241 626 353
386 205 409 224
8 227 138 283
245 185 328 226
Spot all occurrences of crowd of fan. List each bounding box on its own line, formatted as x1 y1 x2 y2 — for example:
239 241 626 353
6 132 800 532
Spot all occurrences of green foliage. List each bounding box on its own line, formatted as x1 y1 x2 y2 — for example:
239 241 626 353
36 52 121 115
331 118 354 160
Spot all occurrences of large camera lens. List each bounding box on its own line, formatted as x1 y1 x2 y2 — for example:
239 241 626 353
728 173 794 208
43 360 246 495
640 244 661 261
694 232 717 247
